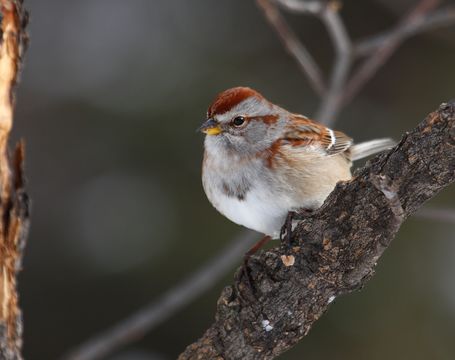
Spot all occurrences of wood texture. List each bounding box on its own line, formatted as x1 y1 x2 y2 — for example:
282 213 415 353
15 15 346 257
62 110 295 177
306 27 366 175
0 1 29 359
179 101 455 360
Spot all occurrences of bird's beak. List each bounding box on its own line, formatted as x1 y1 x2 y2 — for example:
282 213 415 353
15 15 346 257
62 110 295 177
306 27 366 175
198 118 222 136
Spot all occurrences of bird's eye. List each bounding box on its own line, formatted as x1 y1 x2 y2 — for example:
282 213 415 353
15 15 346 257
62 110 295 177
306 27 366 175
232 116 246 127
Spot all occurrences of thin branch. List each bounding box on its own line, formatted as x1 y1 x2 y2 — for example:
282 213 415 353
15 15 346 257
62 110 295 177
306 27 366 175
256 0 327 96
178 101 455 360
416 207 455 223
273 0 323 14
272 0 455 122
355 6 455 57
340 0 442 107
315 3 353 125
62 230 258 360
271 0 353 124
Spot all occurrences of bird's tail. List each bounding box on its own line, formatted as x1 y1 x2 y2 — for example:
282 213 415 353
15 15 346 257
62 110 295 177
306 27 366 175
350 138 396 161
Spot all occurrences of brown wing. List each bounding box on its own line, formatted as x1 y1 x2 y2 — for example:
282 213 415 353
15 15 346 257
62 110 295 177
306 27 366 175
282 115 353 156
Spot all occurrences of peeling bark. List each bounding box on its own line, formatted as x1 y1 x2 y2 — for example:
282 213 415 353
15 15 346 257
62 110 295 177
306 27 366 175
0 1 29 359
179 102 455 360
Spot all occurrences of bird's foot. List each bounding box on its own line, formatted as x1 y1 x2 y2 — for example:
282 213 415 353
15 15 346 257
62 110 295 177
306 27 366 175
279 208 313 250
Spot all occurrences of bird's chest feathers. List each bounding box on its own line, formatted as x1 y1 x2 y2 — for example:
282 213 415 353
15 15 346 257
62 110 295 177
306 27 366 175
205 158 254 202
203 154 286 235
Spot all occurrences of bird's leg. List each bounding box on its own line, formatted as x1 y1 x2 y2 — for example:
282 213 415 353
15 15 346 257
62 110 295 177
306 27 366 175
280 208 314 250
280 211 296 251
235 235 271 300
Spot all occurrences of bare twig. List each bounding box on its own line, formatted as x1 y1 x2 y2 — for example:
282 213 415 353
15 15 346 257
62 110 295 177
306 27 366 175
315 3 353 125
256 0 327 96
272 0 323 14
340 0 442 107
271 0 455 121
416 207 455 223
355 6 455 56
271 0 353 124
62 230 258 360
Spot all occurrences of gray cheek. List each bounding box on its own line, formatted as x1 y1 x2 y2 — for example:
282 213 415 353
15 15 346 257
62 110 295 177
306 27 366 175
206 121 276 155
244 121 274 150
247 124 266 141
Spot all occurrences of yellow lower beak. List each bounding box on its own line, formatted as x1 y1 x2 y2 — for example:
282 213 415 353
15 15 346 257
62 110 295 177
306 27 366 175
203 126 222 136
198 118 223 136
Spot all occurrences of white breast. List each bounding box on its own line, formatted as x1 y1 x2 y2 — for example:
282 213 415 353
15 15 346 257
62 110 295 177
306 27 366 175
203 176 292 238
201 138 352 238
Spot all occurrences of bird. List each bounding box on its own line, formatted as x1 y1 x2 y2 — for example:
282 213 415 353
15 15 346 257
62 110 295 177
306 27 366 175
199 87 395 240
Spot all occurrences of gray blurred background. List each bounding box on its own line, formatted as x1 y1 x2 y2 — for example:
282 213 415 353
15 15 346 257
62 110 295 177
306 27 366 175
14 0 455 359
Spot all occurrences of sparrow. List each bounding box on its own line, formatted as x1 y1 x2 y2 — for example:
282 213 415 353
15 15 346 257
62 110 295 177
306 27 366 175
199 87 394 239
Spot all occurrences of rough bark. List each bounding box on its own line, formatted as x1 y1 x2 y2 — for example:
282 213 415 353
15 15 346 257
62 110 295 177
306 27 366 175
179 101 455 360
0 1 29 359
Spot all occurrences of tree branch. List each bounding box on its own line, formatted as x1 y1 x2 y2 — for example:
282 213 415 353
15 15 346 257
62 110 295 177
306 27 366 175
264 0 455 124
272 0 323 14
354 6 455 57
314 2 353 125
256 0 327 96
63 231 258 360
178 101 455 359
0 1 29 359
340 0 442 107
416 207 455 223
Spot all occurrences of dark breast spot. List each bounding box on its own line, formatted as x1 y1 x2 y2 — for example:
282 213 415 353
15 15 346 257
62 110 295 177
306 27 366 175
221 180 251 201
